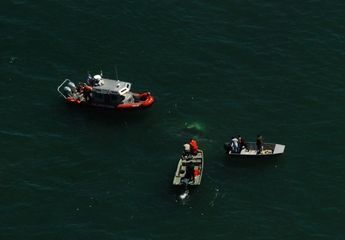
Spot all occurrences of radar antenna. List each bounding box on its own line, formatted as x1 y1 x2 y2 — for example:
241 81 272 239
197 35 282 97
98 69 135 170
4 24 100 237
115 65 119 80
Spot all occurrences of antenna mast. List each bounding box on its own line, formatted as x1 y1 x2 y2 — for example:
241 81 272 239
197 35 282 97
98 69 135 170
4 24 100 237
115 65 119 80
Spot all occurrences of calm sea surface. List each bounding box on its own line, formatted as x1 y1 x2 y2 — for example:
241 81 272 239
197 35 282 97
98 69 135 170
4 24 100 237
0 0 344 239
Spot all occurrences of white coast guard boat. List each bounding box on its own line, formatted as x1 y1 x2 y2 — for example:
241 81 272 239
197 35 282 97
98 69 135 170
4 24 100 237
57 72 154 110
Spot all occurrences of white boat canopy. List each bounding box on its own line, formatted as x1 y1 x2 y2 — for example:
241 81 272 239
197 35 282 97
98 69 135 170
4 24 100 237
92 78 132 95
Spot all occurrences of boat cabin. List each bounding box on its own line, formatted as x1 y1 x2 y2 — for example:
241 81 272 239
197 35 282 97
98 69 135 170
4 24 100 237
89 78 134 105
91 78 131 95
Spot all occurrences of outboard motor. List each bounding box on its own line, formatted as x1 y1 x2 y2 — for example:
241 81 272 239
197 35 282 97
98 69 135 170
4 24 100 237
224 142 232 153
67 82 77 93
63 86 72 97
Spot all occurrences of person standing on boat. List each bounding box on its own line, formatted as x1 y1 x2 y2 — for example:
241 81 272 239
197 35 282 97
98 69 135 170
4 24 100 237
231 136 239 153
256 134 263 154
238 135 248 152
189 139 199 155
185 164 195 182
87 73 94 86
183 143 191 156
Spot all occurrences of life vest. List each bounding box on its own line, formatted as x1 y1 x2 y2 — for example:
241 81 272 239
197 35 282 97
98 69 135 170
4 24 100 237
194 168 200 176
83 86 92 92
189 139 198 154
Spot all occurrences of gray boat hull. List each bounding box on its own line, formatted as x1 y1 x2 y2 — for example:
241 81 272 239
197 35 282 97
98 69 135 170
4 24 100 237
224 142 285 158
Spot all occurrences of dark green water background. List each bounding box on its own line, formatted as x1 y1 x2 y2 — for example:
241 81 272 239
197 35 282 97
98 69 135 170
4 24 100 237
1 0 344 239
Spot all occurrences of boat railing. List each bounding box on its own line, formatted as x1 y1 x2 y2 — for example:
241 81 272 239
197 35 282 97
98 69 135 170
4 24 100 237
57 79 71 99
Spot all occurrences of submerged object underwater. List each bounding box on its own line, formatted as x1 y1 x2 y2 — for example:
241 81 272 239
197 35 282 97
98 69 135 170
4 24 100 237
184 122 205 135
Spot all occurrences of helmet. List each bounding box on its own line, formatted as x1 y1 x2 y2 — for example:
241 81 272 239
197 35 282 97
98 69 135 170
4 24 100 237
93 75 102 80
184 143 191 152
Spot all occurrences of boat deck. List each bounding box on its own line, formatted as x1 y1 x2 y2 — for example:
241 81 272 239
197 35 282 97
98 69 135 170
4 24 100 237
227 143 285 157
173 150 203 186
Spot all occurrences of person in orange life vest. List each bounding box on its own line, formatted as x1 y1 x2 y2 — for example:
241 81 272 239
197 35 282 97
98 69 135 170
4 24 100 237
189 139 199 155
194 168 201 177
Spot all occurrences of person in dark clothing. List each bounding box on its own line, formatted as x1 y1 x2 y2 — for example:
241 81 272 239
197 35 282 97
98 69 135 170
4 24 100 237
86 74 94 86
184 164 195 182
256 134 263 154
238 135 248 152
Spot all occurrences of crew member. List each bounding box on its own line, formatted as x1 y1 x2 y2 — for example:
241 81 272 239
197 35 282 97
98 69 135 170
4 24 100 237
183 143 191 156
238 135 248 151
231 136 239 153
189 138 199 155
256 134 263 154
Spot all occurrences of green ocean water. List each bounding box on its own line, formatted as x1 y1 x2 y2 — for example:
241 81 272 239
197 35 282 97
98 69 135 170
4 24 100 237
0 0 344 239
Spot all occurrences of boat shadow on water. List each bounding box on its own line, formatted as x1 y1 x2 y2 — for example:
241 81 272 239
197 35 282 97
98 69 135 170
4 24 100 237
224 154 286 168
59 102 153 125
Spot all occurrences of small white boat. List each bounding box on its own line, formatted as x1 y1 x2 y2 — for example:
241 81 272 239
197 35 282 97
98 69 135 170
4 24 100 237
173 150 204 186
224 142 285 158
